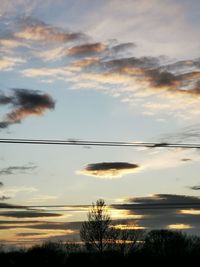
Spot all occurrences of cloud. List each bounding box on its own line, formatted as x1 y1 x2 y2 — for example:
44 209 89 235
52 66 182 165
0 211 62 218
125 194 200 206
0 15 199 119
5 15 197 118
0 56 25 70
0 203 27 209
0 164 37 176
181 158 192 162
72 58 99 68
0 89 55 128
112 194 200 233
16 232 42 236
167 224 193 230
0 186 37 198
110 42 136 54
0 196 11 201
78 162 140 178
21 67 72 78
189 185 200 191
68 42 107 56
141 148 200 172
0 182 3 187
14 16 84 43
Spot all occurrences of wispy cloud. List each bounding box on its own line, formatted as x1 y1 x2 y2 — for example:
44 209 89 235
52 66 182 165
67 42 107 56
0 196 11 201
0 89 55 129
0 186 38 198
0 56 25 70
78 162 140 178
189 185 200 191
0 211 62 218
0 163 37 176
141 148 200 172
15 16 84 43
0 14 199 121
28 194 58 203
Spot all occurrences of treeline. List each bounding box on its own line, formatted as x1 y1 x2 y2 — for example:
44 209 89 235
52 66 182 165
1 230 200 265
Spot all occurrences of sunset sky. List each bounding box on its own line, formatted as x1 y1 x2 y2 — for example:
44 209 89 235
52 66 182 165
0 0 200 246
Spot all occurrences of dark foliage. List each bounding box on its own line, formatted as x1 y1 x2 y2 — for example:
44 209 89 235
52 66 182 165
1 230 200 265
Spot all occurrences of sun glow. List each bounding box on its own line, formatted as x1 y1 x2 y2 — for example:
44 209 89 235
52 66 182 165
112 224 145 230
179 209 200 215
167 224 192 230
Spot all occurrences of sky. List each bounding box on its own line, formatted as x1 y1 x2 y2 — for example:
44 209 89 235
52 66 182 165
0 0 200 246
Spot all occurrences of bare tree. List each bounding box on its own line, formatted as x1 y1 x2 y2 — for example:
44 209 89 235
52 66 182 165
80 199 111 254
109 223 145 254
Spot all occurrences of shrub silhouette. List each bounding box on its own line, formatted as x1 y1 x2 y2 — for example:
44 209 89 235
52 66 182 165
143 229 190 258
26 241 67 264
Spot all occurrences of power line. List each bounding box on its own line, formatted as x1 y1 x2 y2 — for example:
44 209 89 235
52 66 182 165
0 138 200 148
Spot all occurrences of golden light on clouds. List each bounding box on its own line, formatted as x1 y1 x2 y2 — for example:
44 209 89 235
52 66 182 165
179 209 200 215
109 208 143 219
112 224 145 230
68 43 107 55
0 227 77 246
167 224 193 230
0 57 25 70
78 168 140 178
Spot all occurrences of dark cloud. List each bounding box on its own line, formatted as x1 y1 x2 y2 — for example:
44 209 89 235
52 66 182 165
87 162 139 171
145 69 179 88
110 42 136 54
0 182 3 187
0 89 55 128
0 211 62 218
0 94 13 105
68 43 107 56
0 219 82 231
0 196 11 201
126 194 200 206
0 203 27 209
79 162 140 178
112 194 200 232
189 185 200 190
0 164 37 176
2 195 200 240
181 158 192 162
16 232 43 237
103 56 160 70
78 52 200 99
0 220 40 229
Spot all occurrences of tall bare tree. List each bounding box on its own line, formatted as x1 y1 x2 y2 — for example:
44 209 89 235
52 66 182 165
80 199 111 254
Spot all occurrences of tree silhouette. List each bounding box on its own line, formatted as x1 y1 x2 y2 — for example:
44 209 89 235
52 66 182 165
80 199 112 254
143 230 189 258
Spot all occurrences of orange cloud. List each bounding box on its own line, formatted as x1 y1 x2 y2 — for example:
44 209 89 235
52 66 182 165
15 25 81 43
68 43 107 55
72 58 99 68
